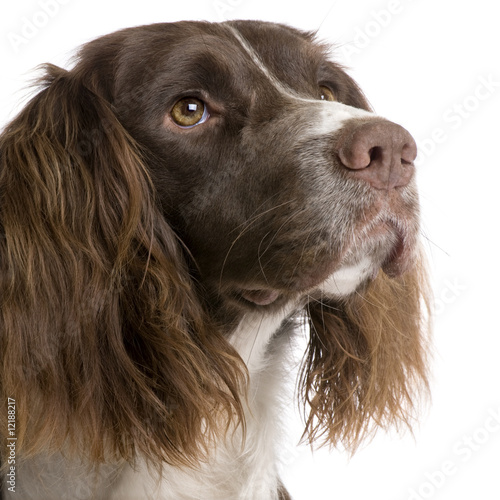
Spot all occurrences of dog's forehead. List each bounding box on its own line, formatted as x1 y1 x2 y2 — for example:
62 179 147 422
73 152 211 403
168 22 324 85
122 21 328 95
169 20 324 65
224 20 325 70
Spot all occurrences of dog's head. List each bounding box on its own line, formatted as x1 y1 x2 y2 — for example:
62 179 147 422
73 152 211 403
0 21 430 465
78 21 420 311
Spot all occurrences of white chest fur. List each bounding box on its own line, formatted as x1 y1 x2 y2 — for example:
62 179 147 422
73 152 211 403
110 307 296 500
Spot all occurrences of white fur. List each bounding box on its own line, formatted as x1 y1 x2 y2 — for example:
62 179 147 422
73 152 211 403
320 257 374 297
313 101 372 135
227 26 296 98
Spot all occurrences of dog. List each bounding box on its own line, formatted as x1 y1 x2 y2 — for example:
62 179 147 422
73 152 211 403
0 20 430 500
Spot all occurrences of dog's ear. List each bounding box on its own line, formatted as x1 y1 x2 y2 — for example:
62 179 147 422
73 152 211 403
300 261 431 451
0 64 245 466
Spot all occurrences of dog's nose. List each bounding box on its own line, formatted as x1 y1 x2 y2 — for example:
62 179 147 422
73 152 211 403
337 120 417 190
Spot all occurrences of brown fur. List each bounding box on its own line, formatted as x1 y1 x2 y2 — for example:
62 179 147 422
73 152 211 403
301 262 430 451
0 21 430 496
0 64 246 467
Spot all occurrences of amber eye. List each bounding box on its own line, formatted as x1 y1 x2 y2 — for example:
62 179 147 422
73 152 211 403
319 85 336 102
171 97 209 128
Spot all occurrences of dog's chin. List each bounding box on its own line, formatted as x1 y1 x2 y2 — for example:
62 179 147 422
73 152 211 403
233 264 373 310
232 224 416 308
233 260 378 310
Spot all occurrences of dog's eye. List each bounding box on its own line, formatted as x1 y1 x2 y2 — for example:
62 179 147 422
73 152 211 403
171 97 209 128
319 85 336 102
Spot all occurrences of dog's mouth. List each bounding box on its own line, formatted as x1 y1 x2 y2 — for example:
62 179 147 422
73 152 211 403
234 221 416 307
341 219 416 280
381 231 410 277
238 288 282 306
374 219 417 278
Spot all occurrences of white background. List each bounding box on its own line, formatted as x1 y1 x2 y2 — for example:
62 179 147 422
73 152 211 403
1 1 499 499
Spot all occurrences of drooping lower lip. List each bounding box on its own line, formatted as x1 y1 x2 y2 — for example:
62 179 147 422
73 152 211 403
381 231 414 277
239 288 281 306
320 218 416 281
379 221 416 277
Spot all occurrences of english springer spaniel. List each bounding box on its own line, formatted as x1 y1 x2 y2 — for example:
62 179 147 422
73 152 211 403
0 20 430 500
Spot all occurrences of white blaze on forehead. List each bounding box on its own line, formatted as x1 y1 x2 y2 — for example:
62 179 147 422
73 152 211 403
226 25 296 97
313 101 373 136
226 25 376 136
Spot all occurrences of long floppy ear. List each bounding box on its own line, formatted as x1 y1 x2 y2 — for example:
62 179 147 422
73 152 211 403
0 64 245 467
300 260 431 451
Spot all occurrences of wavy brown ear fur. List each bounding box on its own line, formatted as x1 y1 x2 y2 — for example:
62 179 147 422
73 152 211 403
301 261 430 451
0 64 245 467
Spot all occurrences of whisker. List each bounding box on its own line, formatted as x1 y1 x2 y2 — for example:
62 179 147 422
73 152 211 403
228 198 296 236
420 232 449 257
254 208 306 283
218 198 297 291
256 207 303 259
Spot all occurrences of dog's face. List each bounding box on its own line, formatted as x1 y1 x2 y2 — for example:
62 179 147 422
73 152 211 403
79 21 419 312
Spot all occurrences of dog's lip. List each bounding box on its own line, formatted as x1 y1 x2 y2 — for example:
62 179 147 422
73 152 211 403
379 220 415 277
344 217 416 278
381 232 413 277
238 287 281 306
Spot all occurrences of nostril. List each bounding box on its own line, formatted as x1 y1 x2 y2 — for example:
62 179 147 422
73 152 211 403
401 141 418 164
338 143 371 170
369 146 383 165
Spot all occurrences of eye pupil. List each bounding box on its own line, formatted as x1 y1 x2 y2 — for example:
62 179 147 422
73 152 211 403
171 97 208 127
319 85 336 102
